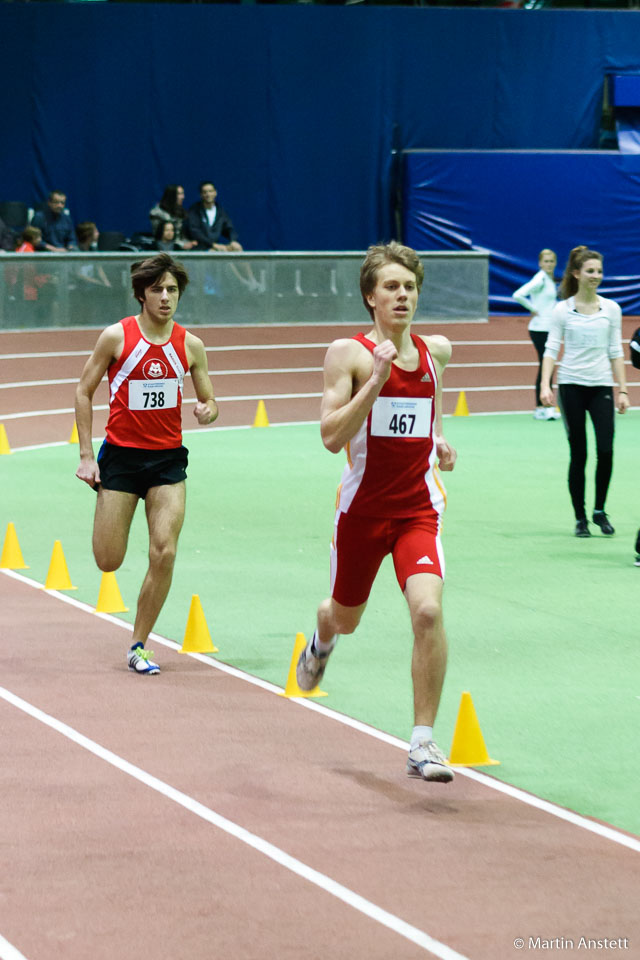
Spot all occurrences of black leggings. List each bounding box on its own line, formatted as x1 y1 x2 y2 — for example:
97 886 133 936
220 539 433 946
529 330 550 406
558 384 614 520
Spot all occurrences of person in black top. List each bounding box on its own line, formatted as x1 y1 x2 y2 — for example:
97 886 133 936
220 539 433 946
630 327 640 565
184 181 243 252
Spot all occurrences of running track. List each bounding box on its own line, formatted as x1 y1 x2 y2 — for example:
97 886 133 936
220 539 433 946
1 319 638 960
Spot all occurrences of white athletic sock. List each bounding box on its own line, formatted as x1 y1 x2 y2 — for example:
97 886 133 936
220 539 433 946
411 725 433 749
311 630 337 656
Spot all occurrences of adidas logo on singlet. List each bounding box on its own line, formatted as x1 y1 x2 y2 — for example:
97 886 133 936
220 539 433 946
420 372 431 382
417 555 433 565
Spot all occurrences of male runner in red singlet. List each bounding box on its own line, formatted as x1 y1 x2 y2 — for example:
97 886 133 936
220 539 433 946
75 253 218 675
297 242 457 782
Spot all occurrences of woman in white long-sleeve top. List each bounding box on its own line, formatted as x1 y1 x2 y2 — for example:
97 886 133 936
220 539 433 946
540 245 629 538
513 249 560 420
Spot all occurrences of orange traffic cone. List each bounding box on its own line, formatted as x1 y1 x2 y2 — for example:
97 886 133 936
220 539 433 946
448 692 499 766
180 594 218 653
453 391 469 417
252 400 270 427
0 423 11 455
44 540 77 591
95 571 128 613
0 522 28 569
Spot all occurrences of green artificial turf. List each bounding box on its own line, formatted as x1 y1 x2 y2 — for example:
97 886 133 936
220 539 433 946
2 413 639 835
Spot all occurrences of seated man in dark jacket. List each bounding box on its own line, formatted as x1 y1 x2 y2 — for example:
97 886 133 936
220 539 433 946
32 190 76 251
184 181 243 252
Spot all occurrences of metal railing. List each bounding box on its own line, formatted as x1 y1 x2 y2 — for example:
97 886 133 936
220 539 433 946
0 250 488 329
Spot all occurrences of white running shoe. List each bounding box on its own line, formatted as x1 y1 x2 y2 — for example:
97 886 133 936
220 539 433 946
406 740 454 783
296 633 333 691
533 407 548 420
127 642 160 675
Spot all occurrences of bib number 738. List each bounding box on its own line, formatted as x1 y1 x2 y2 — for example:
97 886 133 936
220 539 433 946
370 397 431 438
142 390 165 408
128 379 178 411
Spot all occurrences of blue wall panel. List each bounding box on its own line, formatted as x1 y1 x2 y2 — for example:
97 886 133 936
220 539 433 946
403 150 640 314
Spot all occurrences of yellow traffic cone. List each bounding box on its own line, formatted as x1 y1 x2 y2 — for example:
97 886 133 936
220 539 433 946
0 423 11 455
44 540 77 591
95 571 128 613
448 691 499 766
180 594 218 653
252 400 270 428
0 522 29 569
279 632 328 699
453 391 469 417
69 421 79 444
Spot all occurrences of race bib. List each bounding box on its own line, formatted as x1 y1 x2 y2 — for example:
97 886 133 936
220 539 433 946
568 328 607 349
370 397 431 438
128 379 178 411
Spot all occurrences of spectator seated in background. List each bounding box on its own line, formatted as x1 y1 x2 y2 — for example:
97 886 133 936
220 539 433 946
16 225 43 253
9 226 53 315
31 190 76 252
0 214 15 251
76 221 99 252
184 181 243 252
75 222 111 289
153 220 178 251
149 184 196 250
70 221 112 325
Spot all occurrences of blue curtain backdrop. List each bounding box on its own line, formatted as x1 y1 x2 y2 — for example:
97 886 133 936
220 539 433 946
403 151 640 314
3 5 640 263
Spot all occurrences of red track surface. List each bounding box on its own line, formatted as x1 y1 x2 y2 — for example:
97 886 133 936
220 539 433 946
2 317 636 449
1 320 639 959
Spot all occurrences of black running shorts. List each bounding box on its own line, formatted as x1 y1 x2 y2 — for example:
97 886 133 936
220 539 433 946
96 441 189 499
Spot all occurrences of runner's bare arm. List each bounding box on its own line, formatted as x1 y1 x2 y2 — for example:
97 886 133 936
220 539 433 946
320 338 396 454
74 324 123 486
186 333 218 425
425 335 457 472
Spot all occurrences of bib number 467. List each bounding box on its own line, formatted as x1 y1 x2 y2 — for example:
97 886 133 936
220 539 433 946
370 396 431 438
388 413 415 435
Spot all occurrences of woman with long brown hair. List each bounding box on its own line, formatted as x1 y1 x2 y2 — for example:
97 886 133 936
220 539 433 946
540 246 628 537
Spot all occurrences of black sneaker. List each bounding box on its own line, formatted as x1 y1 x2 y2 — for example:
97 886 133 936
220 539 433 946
575 518 591 538
592 511 615 536
634 529 640 566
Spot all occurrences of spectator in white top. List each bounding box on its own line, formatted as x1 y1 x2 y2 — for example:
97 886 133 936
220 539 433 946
513 249 560 420
540 246 628 538
629 327 640 565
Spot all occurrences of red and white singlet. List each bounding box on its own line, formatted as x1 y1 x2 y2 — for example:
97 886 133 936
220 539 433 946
336 333 446 521
105 316 188 450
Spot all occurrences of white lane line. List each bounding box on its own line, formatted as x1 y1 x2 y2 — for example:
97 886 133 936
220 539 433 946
0 363 532 392
211 367 323 375
1 338 633 362
7 421 319 452
0 350 92 360
0 394 324 420
2 568 639 854
0 340 533 361
0 378 79 389
0 384 533 420
0 685 469 960
0 934 30 960
0 368 325 390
